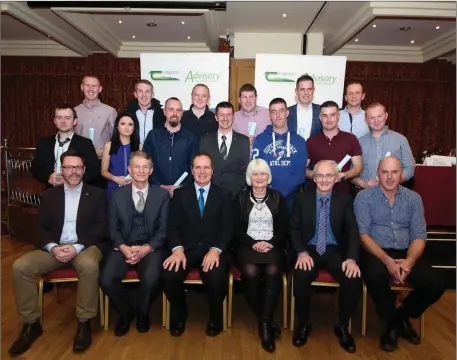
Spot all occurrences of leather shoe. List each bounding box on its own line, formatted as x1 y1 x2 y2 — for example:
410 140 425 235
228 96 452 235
334 324 356 353
114 311 134 337
73 320 91 352
292 322 311 347
206 321 223 337
258 322 275 353
396 307 420 344
170 321 186 337
271 321 281 339
380 328 398 351
9 321 43 356
136 311 150 333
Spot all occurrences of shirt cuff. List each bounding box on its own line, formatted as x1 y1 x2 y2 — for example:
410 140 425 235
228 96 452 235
143 244 154 252
72 244 85 254
44 243 59 254
172 246 184 252
210 247 222 254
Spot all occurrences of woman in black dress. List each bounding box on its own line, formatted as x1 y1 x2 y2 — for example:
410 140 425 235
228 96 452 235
232 158 289 353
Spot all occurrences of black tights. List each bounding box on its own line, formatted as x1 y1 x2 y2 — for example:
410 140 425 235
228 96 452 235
242 263 282 323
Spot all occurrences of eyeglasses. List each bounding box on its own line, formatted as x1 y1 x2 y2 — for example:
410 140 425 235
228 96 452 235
55 116 74 121
315 174 336 181
62 165 84 172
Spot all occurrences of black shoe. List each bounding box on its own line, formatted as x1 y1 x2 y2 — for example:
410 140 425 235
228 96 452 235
334 324 356 353
8 321 43 356
73 320 91 352
114 311 134 337
396 307 421 344
206 321 223 337
271 321 281 339
292 322 311 347
258 322 275 353
170 321 186 337
380 328 398 351
136 311 150 333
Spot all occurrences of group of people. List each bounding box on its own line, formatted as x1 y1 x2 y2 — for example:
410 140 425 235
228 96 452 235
8 74 445 357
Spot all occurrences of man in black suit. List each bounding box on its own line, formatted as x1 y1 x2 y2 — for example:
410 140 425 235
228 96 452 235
31 104 100 188
199 101 250 197
290 160 362 353
162 152 233 337
9 150 107 356
99 151 170 336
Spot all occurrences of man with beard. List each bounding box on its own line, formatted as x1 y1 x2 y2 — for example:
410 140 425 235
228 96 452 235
9 150 107 356
143 97 198 198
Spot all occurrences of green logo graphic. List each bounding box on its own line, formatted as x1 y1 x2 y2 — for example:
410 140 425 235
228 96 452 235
305 72 338 85
264 72 295 83
264 71 338 85
185 71 221 82
149 71 180 81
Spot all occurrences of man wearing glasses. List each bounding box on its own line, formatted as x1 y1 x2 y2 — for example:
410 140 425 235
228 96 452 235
31 104 100 188
9 150 108 356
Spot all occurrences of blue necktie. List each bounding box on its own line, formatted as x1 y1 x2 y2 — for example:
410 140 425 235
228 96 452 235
198 188 205 217
316 197 328 255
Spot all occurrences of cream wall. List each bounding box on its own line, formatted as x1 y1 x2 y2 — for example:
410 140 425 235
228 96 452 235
233 32 303 59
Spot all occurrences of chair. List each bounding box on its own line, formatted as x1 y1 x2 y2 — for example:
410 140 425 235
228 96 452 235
163 268 228 331
103 269 168 331
361 280 425 337
227 266 288 329
38 268 104 327
290 269 352 332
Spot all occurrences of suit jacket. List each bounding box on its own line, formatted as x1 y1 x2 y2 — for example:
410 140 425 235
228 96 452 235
199 131 250 197
109 184 170 249
290 187 360 261
36 183 107 250
287 103 322 138
31 134 100 187
167 183 233 252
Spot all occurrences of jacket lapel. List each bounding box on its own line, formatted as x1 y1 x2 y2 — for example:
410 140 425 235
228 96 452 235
76 183 92 233
330 190 338 236
308 190 317 235
210 133 222 169
55 186 66 237
225 133 237 164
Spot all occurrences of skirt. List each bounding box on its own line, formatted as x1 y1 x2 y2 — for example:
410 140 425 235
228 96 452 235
235 244 285 270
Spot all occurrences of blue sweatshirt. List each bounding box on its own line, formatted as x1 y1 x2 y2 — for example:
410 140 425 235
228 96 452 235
252 125 308 198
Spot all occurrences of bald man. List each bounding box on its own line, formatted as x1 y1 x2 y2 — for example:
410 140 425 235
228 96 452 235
354 156 445 352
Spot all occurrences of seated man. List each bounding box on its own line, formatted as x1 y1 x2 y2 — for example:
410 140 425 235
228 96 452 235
162 152 233 337
290 160 362 353
355 156 445 351
99 151 170 336
9 150 107 356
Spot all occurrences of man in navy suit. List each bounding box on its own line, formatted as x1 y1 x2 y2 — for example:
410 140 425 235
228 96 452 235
287 74 322 140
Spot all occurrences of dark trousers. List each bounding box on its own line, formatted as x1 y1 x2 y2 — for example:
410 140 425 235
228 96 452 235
362 249 445 326
293 246 362 327
99 248 164 316
162 246 228 327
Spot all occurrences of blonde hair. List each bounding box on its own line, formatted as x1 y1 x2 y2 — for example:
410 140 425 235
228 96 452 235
246 159 272 186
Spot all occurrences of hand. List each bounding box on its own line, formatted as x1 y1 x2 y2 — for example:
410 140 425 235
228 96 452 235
161 185 178 198
127 245 152 265
295 252 314 271
163 248 187 272
202 248 220 272
119 244 135 261
384 256 403 283
114 176 131 186
96 148 104 158
337 172 346 182
367 179 379 187
253 241 273 253
395 258 414 283
342 259 361 278
53 245 77 263
48 172 63 186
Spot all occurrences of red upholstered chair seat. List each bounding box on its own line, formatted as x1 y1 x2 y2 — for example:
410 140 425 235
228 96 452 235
231 266 241 281
389 277 413 289
43 268 78 281
123 269 140 281
313 269 338 284
185 268 202 281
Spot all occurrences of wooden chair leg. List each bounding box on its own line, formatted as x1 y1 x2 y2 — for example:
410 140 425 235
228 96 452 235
362 283 367 336
166 300 170 330
99 288 104 327
420 312 425 338
38 279 44 326
282 274 288 329
228 273 233 328
348 318 352 334
223 297 227 331
104 295 109 331
290 277 295 331
162 293 167 327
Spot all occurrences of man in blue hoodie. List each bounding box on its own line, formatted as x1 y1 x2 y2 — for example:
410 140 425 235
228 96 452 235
252 98 308 211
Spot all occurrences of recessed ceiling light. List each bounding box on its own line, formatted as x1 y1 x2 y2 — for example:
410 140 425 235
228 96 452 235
182 21 185 25
187 36 191 40
436 26 440 30
410 40 415 44
372 24 377 28
146 21 157 28
132 35 136 39
355 38 359 42
119 20 122 24
282 14 287 18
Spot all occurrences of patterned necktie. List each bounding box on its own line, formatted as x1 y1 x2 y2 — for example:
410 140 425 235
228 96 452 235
136 191 145 212
220 135 227 160
316 197 328 255
58 137 71 147
198 188 205 217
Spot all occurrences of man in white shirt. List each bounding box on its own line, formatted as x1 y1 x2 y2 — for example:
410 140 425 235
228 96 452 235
339 81 370 138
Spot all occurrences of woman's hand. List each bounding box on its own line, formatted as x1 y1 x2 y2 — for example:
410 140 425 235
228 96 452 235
252 241 274 253
114 176 132 186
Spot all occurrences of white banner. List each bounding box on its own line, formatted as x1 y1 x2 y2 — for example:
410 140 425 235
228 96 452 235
140 53 230 110
254 54 347 108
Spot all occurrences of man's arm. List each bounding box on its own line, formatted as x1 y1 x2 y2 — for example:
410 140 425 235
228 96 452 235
341 155 362 180
146 191 170 250
400 136 415 181
36 189 57 248
289 194 305 254
404 193 427 266
166 189 184 250
108 193 126 248
406 239 426 266
31 138 53 185
80 138 101 185
213 190 234 251
79 189 108 248
343 196 360 261
351 176 368 188
268 194 289 248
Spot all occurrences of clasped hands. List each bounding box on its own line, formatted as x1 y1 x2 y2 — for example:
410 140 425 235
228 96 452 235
385 256 413 284
294 253 361 278
163 248 220 273
252 241 274 253
119 244 152 265
51 245 77 263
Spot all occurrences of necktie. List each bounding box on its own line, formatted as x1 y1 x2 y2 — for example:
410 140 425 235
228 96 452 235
58 137 71 147
136 191 145 212
220 135 227 160
316 197 328 255
198 188 205 217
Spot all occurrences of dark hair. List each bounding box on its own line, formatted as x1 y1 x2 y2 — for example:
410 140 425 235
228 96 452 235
164 97 181 108
110 112 140 155
55 104 77 119
319 100 339 112
345 81 364 94
269 97 287 108
191 152 214 170
215 101 234 114
238 83 257 97
295 74 315 89
60 149 86 166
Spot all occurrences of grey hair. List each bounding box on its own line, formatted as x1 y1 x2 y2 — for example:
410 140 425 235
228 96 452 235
312 160 338 177
246 159 272 186
129 151 153 168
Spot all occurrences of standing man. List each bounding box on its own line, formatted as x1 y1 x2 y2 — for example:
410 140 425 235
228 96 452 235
339 81 370 138
232 84 271 147
125 79 165 145
74 76 117 158
200 101 250 197
31 104 100 188
9 150 107 356
162 152 233 337
142 97 198 198
287 74 322 140
355 156 445 351
99 151 170 336
181 84 218 138
352 102 415 189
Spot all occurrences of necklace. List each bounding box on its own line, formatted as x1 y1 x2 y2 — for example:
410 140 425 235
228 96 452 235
250 188 268 210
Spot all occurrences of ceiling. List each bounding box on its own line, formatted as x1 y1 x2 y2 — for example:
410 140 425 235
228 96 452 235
1 1 456 63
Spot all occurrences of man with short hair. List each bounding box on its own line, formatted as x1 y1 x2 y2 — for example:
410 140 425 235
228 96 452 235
74 76 117 158
99 151 170 336
199 101 250 197
9 150 107 356
181 84 218 138
142 97 198 198
352 102 415 189
339 81 370 138
232 83 271 146
125 79 165 145
355 156 445 352
287 74 322 140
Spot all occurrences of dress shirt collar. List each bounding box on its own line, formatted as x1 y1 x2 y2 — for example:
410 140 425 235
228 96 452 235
370 126 390 139
374 183 403 199
343 106 364 115
194 181 211 194
132 183 149 198
64 182 83 196
82 99 101 109
218 129 233 140
316 190 332 201
55 131 74 142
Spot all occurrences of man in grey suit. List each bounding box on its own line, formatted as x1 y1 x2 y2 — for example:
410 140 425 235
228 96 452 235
199 101 250 197
99 151 170 336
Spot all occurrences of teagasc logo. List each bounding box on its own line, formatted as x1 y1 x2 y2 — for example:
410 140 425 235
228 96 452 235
149 71 180 81
185 71 221 82
264 71 338 85
264 72 295 83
